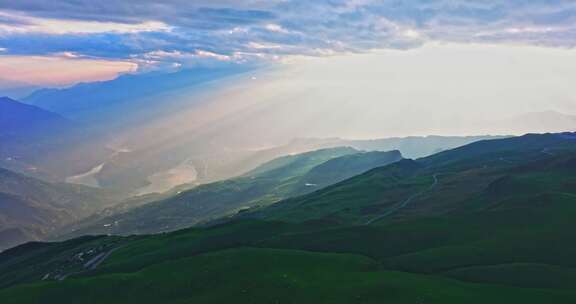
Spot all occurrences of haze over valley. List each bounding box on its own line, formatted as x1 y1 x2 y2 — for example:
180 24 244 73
1 1 576 303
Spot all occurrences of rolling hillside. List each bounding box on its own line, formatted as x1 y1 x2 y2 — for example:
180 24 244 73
2 133 576 303
0 168 125 251
59 148 402 237
253 133 576 224
70 134 503 194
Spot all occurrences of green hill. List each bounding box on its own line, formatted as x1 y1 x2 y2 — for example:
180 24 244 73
61 147 402 237
2 132 576 303
252 133 576 224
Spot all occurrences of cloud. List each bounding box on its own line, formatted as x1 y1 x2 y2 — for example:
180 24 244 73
0 1 575 70
0 1 280 25
0 11 171 34
0 54 135 87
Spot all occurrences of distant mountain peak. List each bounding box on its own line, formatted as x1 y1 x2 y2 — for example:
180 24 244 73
0 97 70 129
0 96 16 102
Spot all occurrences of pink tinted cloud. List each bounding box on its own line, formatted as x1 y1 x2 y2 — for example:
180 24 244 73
0 55 137 88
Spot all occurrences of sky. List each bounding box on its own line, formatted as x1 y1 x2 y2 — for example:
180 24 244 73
1 0 576 186
0 1 576 120
1 1 576 76
272 43 576 126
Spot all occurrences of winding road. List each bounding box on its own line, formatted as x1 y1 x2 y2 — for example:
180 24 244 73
364 148 557 225
364 173 441 225
83 246 122 270
57 246 124 281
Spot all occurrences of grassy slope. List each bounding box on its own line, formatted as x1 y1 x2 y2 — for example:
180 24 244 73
65 147 401 237
3 215 576 303
253 133 576 224
3 247 576 304
2 133 576 302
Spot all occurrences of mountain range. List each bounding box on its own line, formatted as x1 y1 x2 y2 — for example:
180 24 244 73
0 168 125 251
58 147 403 237
0 97 112 180
63 134 506 195
15 67 575 197
23 66 254 123
2 133 576 302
